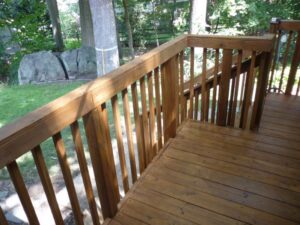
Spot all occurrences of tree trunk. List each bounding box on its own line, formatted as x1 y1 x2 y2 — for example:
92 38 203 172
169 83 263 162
122 0 134 59
113 0 123 60
88 0 120 76
189 0 208 34
171 0 176 35
152 0 160 47
45 0 64 51
79 0 95 47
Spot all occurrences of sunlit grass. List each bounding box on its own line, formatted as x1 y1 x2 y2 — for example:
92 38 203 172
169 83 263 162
0 82 85 181
0 82 84 128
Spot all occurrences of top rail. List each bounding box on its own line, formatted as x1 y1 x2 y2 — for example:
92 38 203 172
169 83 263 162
279 20 300 31
0 35 188 168
0 34 274 168
188 34 275 51
268 19 300 95
0 32 275 223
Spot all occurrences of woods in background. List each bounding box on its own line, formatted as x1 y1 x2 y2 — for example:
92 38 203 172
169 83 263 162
0 0 300 83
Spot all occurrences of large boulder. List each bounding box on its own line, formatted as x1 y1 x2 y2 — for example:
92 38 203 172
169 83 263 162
60 49 78 79
77 47 97 78
59 47 97 79
18 51 66 84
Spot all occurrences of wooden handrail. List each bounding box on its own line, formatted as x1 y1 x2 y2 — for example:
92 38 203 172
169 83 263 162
268 19 300 95
183 52 263 98
279 20 300 31
0 33 275 168
0 34 188 169
183 50 253 91
0 33 275 223
187 34 275 51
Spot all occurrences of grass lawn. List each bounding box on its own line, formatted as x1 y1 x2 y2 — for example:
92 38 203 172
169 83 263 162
0 82 86 181
0 82 85 128
0 81 132 184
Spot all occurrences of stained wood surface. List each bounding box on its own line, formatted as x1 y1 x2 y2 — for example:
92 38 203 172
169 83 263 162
188 34 274 51
108 94 300 225
0 34 275 173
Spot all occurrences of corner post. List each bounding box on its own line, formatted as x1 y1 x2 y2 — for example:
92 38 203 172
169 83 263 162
83 103 120 219
285 33 300 95
161 55 179 142
217 49 232 126
251 52 272 130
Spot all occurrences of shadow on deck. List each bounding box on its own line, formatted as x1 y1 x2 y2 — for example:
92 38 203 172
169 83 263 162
107 93 300 225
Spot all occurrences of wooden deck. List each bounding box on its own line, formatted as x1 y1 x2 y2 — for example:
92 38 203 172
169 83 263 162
107 93 300 225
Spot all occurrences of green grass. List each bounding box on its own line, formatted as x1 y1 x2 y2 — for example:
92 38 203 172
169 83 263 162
0 82 84 127
0 82 86 181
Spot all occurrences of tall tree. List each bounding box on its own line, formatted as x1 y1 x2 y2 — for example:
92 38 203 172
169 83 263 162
46 0 64 51
122 0 134 59
189 0 208 34
79 0 94 47
88 0 120 76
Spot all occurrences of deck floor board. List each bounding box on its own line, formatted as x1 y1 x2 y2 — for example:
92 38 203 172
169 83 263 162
108 94 300 225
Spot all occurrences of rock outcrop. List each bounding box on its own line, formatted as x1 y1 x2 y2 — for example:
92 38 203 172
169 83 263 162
18 51 66 85
18 47 97 84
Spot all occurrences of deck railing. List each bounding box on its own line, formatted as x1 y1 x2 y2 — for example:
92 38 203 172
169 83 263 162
268 19 300 95
0 34 274 225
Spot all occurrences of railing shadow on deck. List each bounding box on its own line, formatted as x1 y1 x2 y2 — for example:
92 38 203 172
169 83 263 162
0 32 277 225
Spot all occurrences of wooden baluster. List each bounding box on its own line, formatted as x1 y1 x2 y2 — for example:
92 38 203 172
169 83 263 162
111 95 129 193
7 161 40 225
0 207 9 225
227 77 236 126
70 121 101 225
161 56 179 142
154 68 163 150
52 132 84 225
285 32 300 95
194 90 199 120
205 86 210 121
278 31 293 93
131 82 146 173
211 49 219 124
297 78 300 96
31 146 64 225
269 30 282 91
147 72 157 159
122 89 137 183
230 50 243 126
189 47 195 119
83 104 120 219
179 51 185 123
175 54 180 127
140 77 151 166
240 72 246 109
201 48 208 121
217 49 233 126
183 95 188 120
251 52 272 130
240 51 256 129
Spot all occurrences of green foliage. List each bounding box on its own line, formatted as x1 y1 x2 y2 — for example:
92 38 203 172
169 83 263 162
0 0 54 51
0 81 84 127
208 0 300 35
114 0 190 49
0 81 85 181
59 1 81 43
0 0 55 83
65 38 81 50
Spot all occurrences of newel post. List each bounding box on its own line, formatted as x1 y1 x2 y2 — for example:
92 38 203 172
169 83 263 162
161 55 179 142
251 52 272 130
285 34 300 95
217 49 233 126
83 103 120 219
